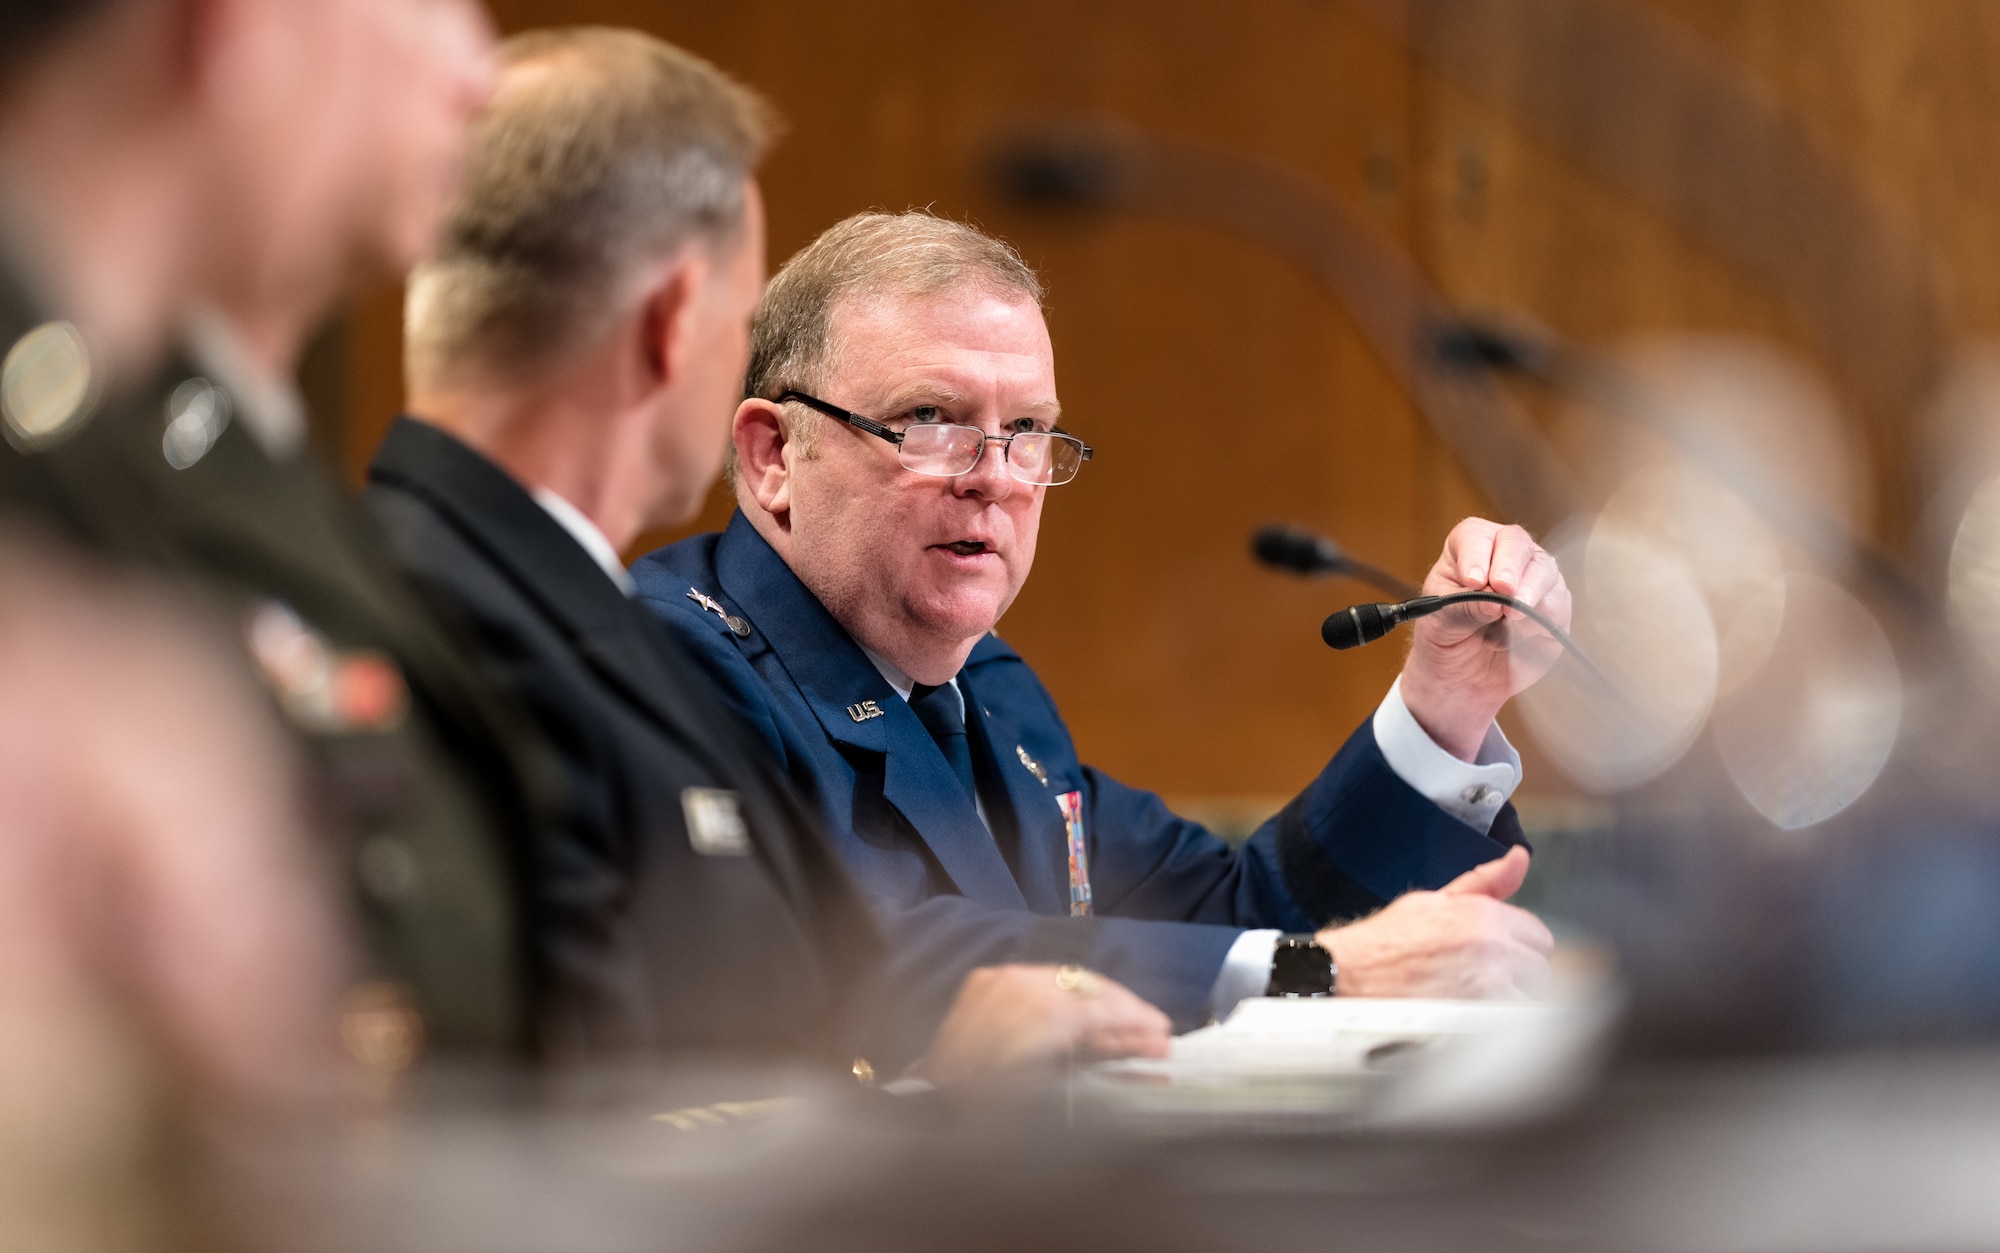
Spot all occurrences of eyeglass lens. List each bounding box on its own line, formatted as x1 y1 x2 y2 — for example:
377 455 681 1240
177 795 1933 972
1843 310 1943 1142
899 424 1083 485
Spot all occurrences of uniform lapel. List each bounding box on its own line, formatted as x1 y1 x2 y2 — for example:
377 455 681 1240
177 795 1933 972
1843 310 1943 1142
960 648 1073 915
713 515 1027 911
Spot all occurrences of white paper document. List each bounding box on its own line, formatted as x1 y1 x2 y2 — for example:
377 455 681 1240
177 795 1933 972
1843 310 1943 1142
1085 994 1620 1128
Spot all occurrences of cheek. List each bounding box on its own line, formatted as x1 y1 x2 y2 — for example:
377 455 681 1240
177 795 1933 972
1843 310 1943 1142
791 469 871 552
1006 496 1044 576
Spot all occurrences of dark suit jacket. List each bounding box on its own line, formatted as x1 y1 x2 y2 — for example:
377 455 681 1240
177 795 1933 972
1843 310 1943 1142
0 248 546 1055
366 418 905 1065
632 513 1527 1029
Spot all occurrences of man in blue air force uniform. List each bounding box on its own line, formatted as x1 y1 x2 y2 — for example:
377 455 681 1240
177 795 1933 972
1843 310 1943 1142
367 31 1173 1079
634 212 1569 1029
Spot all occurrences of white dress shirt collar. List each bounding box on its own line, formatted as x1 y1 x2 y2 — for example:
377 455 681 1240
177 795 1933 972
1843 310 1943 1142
859 643 919 702
856 644 976 714
530 486 635 596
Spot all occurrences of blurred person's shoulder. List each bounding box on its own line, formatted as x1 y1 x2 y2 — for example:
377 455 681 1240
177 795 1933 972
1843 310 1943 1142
62 348 544 1059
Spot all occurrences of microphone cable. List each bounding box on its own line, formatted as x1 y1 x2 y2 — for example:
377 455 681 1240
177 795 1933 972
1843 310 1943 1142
1322 590 1614 693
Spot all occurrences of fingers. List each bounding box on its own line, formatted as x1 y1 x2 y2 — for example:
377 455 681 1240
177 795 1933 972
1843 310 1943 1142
1510 951 1558 999
1439 844 1529 900
1482 523 1539 598
1511 548 1561 610
1077 982 1172 1061
1436 520 1565 624
1439 517 1502 591
926 966 1174 1083
1321 873 1559 1000
1499 547 1571 645
1501 899 1557 956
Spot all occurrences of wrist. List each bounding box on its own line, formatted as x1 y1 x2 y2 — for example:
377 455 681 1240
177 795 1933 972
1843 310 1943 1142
1397 662 1499 762
1313 926 1349 995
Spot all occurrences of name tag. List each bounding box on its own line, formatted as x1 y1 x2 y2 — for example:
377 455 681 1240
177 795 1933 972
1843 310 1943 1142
682 787 750 856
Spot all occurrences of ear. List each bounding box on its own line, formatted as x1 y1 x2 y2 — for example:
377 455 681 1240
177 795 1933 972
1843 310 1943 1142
638 254 702 392
733 398 794 520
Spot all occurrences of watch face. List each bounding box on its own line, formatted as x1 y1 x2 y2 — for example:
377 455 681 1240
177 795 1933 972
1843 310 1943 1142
1269 939 1334 997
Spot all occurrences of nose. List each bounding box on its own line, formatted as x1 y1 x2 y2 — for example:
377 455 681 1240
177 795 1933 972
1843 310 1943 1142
950 435 1016 500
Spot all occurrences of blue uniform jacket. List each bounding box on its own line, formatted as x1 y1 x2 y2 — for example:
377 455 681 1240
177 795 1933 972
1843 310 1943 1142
632 513 1525 1028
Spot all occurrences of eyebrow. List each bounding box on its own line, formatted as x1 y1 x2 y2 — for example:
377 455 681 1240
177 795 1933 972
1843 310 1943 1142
877 383 1063 425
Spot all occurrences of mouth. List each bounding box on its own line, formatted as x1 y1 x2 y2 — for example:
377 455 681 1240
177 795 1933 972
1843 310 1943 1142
941 540 993 557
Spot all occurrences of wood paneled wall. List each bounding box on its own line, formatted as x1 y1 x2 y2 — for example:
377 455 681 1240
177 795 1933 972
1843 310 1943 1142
335 0 2000 813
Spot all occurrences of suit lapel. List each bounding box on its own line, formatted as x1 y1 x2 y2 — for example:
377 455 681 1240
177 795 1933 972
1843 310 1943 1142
713 515 1027 911
370 419 747 798
371 419 854 926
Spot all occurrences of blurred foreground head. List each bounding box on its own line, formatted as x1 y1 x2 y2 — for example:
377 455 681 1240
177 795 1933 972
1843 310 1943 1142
0 0 495 381
406 26 774 538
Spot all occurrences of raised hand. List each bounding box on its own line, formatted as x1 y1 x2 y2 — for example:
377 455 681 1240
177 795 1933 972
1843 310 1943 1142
1400 518 1571 760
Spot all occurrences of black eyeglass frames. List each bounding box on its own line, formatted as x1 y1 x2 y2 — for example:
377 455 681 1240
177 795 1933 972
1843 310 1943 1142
776 390 1092 487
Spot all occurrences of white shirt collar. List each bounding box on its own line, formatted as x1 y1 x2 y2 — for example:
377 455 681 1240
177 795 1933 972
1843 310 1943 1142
859 644 917 701
181 305 307 460
857 643 972 710
530 486 636 596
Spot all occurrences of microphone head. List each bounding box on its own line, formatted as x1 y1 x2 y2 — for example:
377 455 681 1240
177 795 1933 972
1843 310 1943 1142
1322 601 1396 650
987 135 1130 209
1252 525 1347 576
1426 319 1554 378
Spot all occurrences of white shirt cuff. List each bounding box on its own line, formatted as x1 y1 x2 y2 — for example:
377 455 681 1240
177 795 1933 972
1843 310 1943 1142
1371 676 1521 834
1209 929 1282 1021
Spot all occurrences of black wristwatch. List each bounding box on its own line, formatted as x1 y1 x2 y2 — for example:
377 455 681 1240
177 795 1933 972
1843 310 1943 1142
1266 935 1336 998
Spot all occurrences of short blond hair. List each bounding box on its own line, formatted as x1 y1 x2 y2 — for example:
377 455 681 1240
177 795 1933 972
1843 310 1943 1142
742 211 1044 462
407 28 777 391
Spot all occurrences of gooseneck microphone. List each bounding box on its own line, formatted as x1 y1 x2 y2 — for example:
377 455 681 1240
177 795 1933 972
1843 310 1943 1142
1321 592 1532 650
1252 524 1343 575
1321 590 1611 691
1251 525 1418 599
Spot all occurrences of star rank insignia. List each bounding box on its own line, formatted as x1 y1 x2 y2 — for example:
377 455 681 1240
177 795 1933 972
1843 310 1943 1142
685 587 751 638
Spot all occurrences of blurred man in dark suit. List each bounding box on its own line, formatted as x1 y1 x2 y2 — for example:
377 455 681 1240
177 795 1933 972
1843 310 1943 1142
369 28 1172 1077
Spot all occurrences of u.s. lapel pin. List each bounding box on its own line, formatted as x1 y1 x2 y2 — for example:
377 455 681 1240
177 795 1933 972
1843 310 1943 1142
1015 744 1049 786
685 587 751 638
846 699 885 723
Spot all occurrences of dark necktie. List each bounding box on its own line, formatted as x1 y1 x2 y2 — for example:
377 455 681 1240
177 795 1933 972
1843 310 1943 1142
909 681 979 806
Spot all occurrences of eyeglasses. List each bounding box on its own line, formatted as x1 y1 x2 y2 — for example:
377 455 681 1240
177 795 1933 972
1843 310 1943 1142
777 390 1093 487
